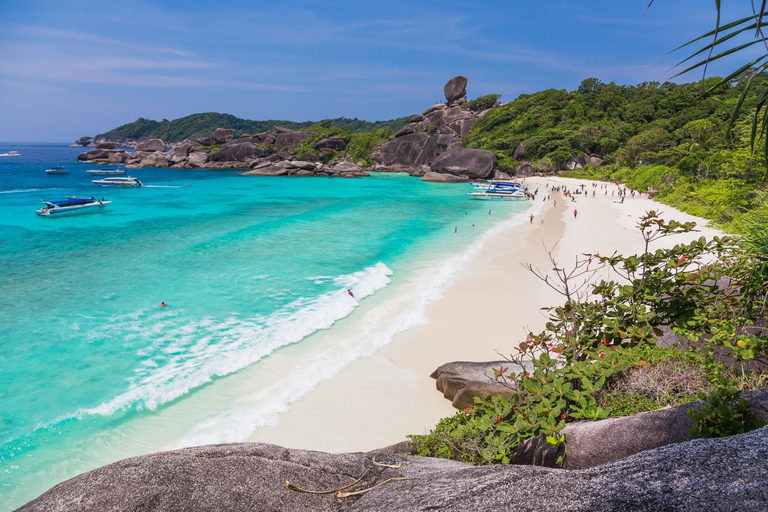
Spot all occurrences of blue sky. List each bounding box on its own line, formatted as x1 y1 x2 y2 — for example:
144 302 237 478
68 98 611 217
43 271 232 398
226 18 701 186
0 0 762 141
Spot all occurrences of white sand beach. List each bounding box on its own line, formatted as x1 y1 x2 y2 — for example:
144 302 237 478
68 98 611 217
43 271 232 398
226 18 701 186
248 176 725 453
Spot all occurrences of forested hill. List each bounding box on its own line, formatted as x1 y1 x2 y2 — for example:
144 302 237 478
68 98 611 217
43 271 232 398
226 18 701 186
96 112 412 142
464 75 768 172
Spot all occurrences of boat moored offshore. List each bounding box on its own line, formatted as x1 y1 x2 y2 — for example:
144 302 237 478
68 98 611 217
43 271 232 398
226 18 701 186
92 176 143 187
0 151 20 157
45 166 69 174
36 197 111 216
86 167 126 176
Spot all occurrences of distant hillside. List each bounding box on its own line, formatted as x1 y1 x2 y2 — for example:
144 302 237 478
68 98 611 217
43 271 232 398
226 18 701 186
96 113 412 142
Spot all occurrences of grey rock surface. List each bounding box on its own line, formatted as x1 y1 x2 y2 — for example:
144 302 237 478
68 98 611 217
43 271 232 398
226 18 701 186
19 428 768 511
515 161 536 176
444 75 468 103
95 142 115 150
135 138 165 152
241 166 290 176
211 128 235 144
274 130 313 149
314 137 346 152
430 148 496 179
209 142 266 162
186 151 209 167
421 171 469 183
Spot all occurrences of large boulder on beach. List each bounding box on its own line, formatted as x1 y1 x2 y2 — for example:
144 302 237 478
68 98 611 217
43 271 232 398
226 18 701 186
209 142 266 162
135 139 165 152
444 75 468 104
430 148 496 179
18 428 768 511
431 361 516 408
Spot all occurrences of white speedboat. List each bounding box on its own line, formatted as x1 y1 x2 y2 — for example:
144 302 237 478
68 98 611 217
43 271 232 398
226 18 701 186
0 151 20 157
92 176 143 187
467 189 527 201
36 197 111 216
45 166 69 174
87 167 126 176
472 180 522 191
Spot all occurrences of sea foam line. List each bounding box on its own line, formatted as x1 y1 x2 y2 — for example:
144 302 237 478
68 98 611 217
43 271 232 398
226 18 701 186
0 188 42 194
63 262 393 420
174 203 539 447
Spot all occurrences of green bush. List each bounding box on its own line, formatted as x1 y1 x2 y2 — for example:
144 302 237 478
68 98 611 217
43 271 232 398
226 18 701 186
465 94 502 112
689 386 767 438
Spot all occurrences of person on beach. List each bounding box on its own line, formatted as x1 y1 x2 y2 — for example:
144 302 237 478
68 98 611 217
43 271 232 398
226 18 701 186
348 289 354 298
574 209 578 218
455 226 457 233
530 214 534 224
161 302 167 308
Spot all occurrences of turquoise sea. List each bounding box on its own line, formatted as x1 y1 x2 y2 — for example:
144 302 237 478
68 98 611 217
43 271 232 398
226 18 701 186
0 143 532 509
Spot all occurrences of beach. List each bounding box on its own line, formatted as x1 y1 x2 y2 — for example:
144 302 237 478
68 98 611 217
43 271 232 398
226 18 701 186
247 176 725 453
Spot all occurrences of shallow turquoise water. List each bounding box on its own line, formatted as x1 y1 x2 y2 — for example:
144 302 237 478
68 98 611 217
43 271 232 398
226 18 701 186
0 143 529 508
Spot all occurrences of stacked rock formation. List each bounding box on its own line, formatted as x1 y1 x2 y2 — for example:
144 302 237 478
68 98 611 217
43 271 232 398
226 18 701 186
371 75 497 180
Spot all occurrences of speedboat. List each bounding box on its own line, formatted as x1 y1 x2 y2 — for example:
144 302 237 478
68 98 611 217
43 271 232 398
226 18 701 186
472 180 522 191
87 167 126 176
467 188 527 201
45 166 69 174
36 197 111 216
92 176 143 187
0 151 20 157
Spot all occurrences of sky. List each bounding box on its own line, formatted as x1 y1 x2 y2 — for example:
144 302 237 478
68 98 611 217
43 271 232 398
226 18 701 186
0 0 764 141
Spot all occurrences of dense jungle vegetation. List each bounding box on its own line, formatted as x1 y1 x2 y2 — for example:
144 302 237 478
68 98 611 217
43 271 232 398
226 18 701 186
96 112 411 143
463 74 768 230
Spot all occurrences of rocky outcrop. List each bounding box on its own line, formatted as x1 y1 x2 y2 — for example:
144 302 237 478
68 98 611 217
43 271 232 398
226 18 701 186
20 427 768 511
75 136 94 146
135 138 166 152
211 128 235 144
275 130 313 150
209 141 266 162
430 148 496 179
371 77 483 173
314 137 346 152
95 142 115 150
186 151 209 167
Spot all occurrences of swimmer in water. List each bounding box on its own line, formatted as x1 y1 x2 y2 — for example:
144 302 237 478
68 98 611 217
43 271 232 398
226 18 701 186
161 301 167 307
348 289 354 298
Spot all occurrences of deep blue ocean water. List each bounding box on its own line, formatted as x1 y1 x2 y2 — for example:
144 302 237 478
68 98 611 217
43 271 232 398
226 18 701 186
0 142 530 509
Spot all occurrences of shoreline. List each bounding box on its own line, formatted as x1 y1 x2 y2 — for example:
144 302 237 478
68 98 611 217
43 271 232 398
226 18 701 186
246 176 725 452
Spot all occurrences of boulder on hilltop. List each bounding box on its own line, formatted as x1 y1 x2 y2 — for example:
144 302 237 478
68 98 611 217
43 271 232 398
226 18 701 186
444 75 468 104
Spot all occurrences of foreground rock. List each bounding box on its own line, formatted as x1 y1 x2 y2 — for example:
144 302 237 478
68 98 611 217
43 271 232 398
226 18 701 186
20 427 768 511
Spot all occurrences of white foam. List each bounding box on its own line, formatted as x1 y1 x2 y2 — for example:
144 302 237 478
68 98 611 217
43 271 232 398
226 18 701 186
0 188 42 194
69 262 393 419
174 204 537 447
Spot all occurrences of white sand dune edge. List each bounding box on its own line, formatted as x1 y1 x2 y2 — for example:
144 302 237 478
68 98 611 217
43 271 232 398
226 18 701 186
247 176 725 453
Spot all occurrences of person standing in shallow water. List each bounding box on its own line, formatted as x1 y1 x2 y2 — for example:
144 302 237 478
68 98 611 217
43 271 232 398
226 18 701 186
347 289 354 298
530 214 534 224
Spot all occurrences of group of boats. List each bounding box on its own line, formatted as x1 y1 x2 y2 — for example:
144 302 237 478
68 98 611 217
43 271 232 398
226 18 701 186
467 180 527 200
37 165 143 217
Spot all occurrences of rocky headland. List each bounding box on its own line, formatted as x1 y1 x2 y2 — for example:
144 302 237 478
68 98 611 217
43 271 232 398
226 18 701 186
76 77 519 181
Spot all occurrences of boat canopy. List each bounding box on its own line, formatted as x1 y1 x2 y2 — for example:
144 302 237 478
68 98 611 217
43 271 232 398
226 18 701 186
46 197 96 206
